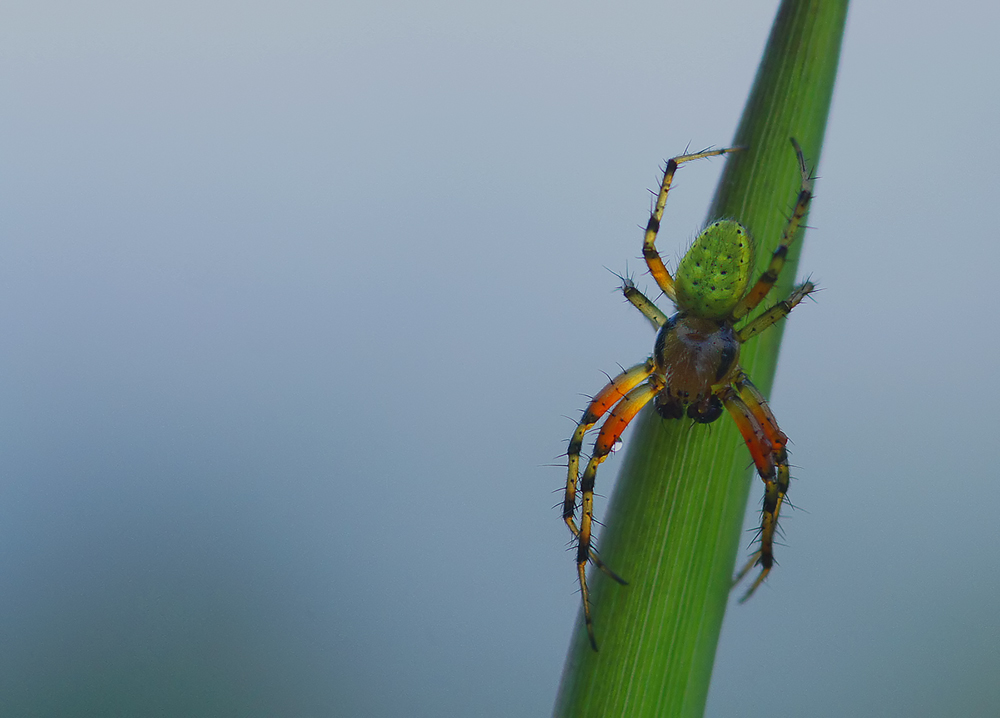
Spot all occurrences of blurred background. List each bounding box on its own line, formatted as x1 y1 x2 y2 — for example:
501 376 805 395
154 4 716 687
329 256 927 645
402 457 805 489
1 0 998 715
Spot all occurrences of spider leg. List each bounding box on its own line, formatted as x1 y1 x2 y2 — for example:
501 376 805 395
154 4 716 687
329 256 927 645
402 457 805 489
643 147 741 302
577 377 664 650
565 359 655 578
734 372 786 451
736 374 791 547
731 138 814 321
720 381 788 601
622 276 669 329
737 281 816 343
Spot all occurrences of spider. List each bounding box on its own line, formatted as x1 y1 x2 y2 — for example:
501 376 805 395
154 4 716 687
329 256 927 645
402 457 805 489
563 139 816 651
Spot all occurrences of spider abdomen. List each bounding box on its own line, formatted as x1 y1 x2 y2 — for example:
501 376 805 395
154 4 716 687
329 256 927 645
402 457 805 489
674 220 753 319
653 314 739 419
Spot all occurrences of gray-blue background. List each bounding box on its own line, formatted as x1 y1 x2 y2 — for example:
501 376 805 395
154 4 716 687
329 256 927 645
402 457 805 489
2 1 998 715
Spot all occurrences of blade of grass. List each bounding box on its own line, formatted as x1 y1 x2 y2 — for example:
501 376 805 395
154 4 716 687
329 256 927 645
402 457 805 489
554 1 849 716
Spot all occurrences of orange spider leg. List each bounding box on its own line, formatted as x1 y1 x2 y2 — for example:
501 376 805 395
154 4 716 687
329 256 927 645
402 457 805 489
720 385 774 478
735 373 791 579
565 359 655 576
731 138 814 321
643 147 741 302
734 372 787 450
720 385 786 600
577 377 664 650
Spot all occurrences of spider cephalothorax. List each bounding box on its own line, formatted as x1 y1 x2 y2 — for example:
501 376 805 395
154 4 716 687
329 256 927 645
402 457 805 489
563 140 816 650
652 311 739 421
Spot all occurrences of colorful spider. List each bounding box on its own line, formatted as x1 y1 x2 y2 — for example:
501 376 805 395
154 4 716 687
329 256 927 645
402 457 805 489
563 139 816 650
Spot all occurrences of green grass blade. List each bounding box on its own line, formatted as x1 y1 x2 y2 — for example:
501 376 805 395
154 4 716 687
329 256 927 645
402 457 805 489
554 2 849 716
